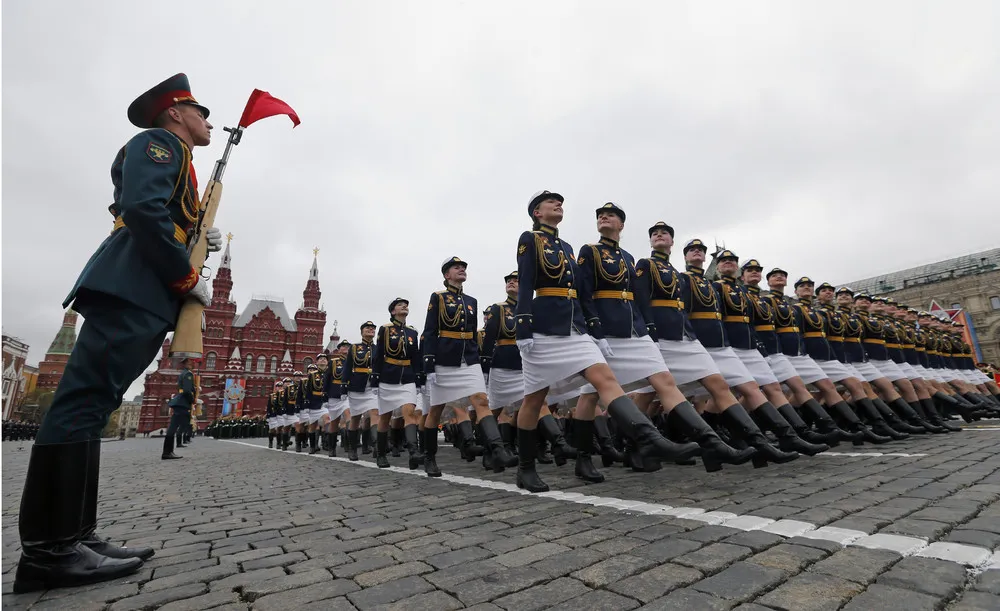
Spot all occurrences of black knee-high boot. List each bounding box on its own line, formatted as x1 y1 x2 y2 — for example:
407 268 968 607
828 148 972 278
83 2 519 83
537 415 575 467
593 415 623 467
574 419 605 483
375 431 390 468
777 403 840 446
499 422 517 458
799 399 862 443
361 427 372 454
719 403 799 468
855 398 909 440
933 392 974 422
920 398 962 431
404 424 424 469
479 415 517 472
390 427 403 457
825 401 892 444
666 402 755 472
347 429 360 461
885 397 938 433
268 432 274 448
872 398 925 434
607 396 703 464
752 403 829 455
423 428 441 477
457 420 484 462
309 431 320 454
908 401 948 434
516 428 549 493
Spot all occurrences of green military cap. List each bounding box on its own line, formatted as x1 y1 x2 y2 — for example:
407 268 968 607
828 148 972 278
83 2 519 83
306 364 318 371
316 352 329 360
683 239 707 254
794 276 815 288
872 296 889 303
595 202 626 222
127 72 210 128
717 249 738 261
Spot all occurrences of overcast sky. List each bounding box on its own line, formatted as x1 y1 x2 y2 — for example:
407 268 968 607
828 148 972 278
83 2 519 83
3 1 999 401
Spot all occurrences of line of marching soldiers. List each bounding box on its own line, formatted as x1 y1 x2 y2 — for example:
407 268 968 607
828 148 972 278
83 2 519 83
256 193 1000 493
205 416 267 439
2 420 39 442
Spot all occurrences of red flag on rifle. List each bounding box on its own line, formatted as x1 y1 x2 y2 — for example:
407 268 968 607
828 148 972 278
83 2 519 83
238 89 301 128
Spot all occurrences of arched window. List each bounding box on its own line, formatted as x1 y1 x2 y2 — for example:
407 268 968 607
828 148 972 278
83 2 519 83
275 332 281 341
257 356 266 372
303 357 313 369
271 356 278 372
991 296 1000 310
205 352 217 370
249 331 255 341
245 354 253 371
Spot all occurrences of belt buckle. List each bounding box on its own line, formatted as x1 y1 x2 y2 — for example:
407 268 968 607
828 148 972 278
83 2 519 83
621 290 628 300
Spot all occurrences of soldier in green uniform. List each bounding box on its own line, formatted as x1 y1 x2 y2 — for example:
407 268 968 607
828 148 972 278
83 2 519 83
14 74 224 594
163 358 197 458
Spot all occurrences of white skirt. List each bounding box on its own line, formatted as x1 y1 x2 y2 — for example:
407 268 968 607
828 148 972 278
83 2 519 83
349 387 378 414
298 411 311 424
705 346 755 387
851 360 884 383
280 414 295 427
522 330 605 396
732 348 779 386
972 369 992 383
924 367 947 383
579 335 668 394
308 408 326 423
378 382 418 415
765 353 799 383
788 355 828 385
267 417 280 429
658 337 720 386
488 367 524 412
326 396 349 420
896 362 922 381
417 387 430 414
430 362 487 406
816 358 853 383
871 359 906 382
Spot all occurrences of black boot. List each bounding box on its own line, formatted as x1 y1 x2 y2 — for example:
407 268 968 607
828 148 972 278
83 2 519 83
390 427 403 457
499 422 517 459
14 442 144 593
457 420 484 461
294 432 303 452
752 403 829 455
719 403 799 467
667 402 754 472
777 404 840 446
423 428 441 477
826 401 892 444
607 396 703 465
347 429 360 461
934 392 974 422
573 419 605 483
800 399 862 443
908 401 949 434
516 428 549 493
921 398 962 431
80 440 155 561
479 415 517 472
309 431 321 454
537 415 576 466
593 416 624 467
375 431 391 468
268 433 274 448
328 431 338 457
361 428 372 455
855 399 909 440
404 424 425 470
536 434 553 464
874 398 925 434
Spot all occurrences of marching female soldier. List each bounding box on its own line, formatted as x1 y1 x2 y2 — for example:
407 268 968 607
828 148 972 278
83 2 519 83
344 322 378 461
324 341 351 456
266 381 282 448
422 257 516 477
305 360 328 453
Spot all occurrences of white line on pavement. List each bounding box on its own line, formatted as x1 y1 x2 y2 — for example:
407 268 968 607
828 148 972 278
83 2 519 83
222 439 997 572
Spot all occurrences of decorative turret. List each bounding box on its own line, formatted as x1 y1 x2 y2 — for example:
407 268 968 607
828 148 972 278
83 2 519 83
224 346 244 373
46 309 79 355
302 247 321 311
212 233 235 305
324 321 341 353
277 349 294 375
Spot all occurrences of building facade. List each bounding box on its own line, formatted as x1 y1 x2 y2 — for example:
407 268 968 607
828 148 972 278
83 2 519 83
138 242 337 433
841 248 1000 365
37 309 79 390
118 395 142 437
2 335 30 420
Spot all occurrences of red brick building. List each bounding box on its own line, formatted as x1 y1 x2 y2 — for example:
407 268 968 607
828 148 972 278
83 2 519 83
138 242 339 432
36 310 79 390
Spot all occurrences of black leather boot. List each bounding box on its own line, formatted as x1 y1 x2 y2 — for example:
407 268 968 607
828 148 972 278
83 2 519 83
573 420 605 483
855 398 909 440
933 392 974 422
294 432 303 452
361 428 372 454
347 429 360 461
14 442 144 593
871 398 924 434
499 422 517 459
752 403 829 455
457 420 484 461
516 428 549 493
161 432 181 459
268 433 274 448
908 401 948 433
423 428 441 477
921 398 962 431
593 415 624 467
608 396 703 464
826 401 892 444
538 415 575 467
777 403 840 446
390 427 403 457
309 431 320 454
536 435 553 464
623 436 662 472
667 402 755 472
886 398 938 433
80 440 154 561
328 431 338 457
479 415 517 472
800 399 862 443
404 424 425 469
720 403 799 467
375 431 391 468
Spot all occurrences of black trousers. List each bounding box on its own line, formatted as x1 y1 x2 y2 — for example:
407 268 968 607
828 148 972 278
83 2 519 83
36 291 171 445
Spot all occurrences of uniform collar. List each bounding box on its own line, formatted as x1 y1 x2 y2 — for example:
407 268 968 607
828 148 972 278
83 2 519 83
686 265 704 277
390 317 405 327
598 236 619 248
651 250 670 262
446 283 463 295
505 295 516 306
538 223 558 237
361 338 373 345
720 275 737 285
799 295 813 305
769 287 784 296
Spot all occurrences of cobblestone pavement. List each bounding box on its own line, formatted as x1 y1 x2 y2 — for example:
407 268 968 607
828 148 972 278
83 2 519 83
3 424 1000 610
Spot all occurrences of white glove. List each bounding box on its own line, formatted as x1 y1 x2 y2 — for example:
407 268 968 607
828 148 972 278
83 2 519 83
205 227 223 252
427 373 437 387
597 338 614 358
517 339 534 356
187 277 212 307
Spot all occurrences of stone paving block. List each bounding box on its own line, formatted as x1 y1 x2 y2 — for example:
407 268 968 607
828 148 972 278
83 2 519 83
527 546 609 578
552 529 616 549
722 530 785 552
426 559 505 590
607 562 703 603
375 589 464 611
677 525 742 543
636 587 733 610
346 575 435 609
241 550 307 571
492 576 591 611
908 504 982 523
841 583 941 611
142 563 239 593
945 529 1000 549
629 523 688 542
880 518 953 539
876 556 970 598
757 571 864 611
965 517 1000 534
426 546 495 569
32 583 139 607
824 516 889 534
152 557 220 579
972 569 1000 595
785 535 848 553
108 583 209 611
355 560 433 587
546 589 641 610
673 542 754 574
207 567 285 592
156 589 241 611
330 555 397 579
495 542 571 568
630 538 704 564
591 535 646 554
746 543 830 574
570 553 658 588
250 578 359 607
285 552 353 573
453 566 550 605
787 506 848 525
949 591 1000 611
350 543 406 561
807 546 901 585
690 561 787 602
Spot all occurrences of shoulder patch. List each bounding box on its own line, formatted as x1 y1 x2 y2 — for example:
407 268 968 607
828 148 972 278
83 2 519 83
146 141 172 163
636 268 644 276
518 244 527 255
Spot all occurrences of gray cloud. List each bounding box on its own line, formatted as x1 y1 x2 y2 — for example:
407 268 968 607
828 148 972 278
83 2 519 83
4 1 999 400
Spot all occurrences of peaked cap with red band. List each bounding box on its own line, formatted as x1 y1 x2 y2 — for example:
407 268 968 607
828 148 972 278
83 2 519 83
128 73 210 128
